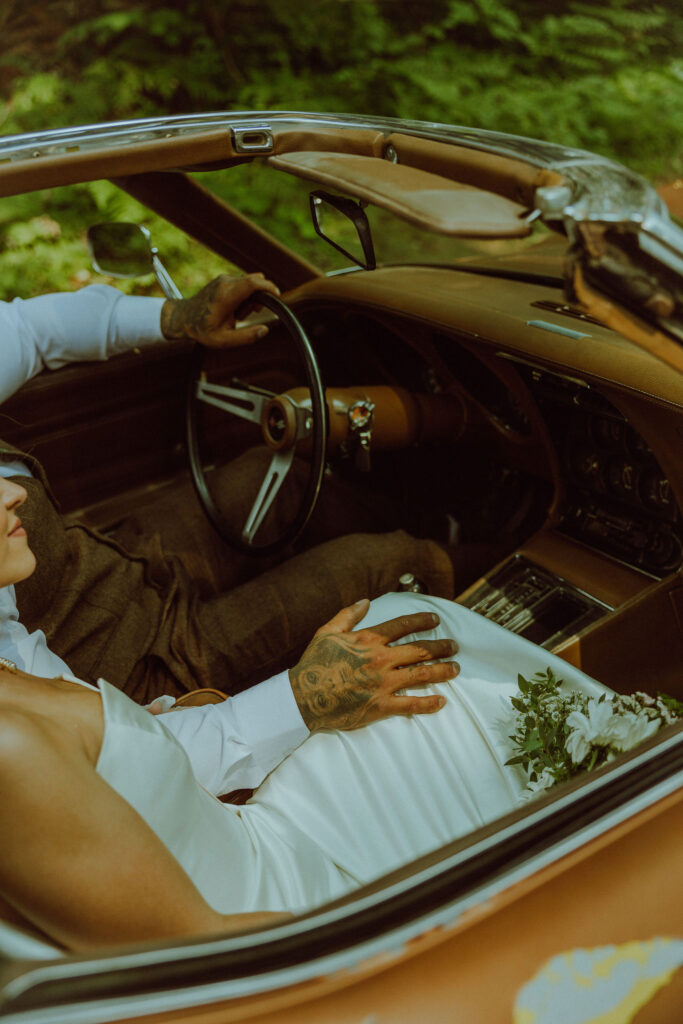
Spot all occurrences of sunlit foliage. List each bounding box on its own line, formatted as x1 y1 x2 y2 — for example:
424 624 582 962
0 0 681 296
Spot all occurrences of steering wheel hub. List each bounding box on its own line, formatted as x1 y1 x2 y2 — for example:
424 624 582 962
186 290 327 555
263 396 298 450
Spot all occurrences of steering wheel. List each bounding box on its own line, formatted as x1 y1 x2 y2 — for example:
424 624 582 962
186 292 327 557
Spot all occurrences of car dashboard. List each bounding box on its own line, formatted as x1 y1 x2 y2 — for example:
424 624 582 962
286 263 683 696
1 259 681 699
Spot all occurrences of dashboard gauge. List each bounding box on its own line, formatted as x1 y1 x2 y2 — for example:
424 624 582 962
641 471 676 516
607 458 638 497
593 415 625 447
431 332 531 435
516 363 683 576
572 448 606 489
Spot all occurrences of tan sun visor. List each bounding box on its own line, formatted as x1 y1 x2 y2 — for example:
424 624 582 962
267 151 532 238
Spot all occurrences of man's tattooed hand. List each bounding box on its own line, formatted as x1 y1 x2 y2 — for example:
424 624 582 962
289 599 459 732
160 272 280 348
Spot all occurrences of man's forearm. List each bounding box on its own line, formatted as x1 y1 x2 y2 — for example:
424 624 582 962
0 287 165 405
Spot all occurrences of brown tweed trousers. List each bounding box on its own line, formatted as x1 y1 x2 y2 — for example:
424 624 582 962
2 442 454 703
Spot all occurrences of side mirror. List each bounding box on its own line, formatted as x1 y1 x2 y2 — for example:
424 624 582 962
87 222 182 299
309 190 376 270
87 222 154 278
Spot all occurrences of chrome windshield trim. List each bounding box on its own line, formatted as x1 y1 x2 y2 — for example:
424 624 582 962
0 111 605 167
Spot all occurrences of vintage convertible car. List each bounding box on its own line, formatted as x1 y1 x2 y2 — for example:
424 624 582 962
0 112 681 1022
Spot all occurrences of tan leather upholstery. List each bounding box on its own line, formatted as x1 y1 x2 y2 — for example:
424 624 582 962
268 151 532 237
573 265 683 375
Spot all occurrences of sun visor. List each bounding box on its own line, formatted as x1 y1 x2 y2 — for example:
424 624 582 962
268 151 532 238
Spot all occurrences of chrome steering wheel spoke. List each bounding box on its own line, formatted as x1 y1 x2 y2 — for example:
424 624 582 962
241 448 295 543
195 379 271 425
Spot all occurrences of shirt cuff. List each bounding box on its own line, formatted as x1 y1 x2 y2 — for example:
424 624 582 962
229 669 309 769
157 669 309 796
110 295 166 349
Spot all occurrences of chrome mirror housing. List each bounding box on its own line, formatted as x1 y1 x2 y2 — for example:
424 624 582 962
87 222 182 299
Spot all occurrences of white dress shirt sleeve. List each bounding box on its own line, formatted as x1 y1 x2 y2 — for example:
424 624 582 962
0 286 165 405
0 585 74 678
156 670 310 796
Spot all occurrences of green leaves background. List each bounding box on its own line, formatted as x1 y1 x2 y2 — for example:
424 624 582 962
0 0 681 296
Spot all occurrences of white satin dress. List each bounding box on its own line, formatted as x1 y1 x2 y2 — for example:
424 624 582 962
0 593 611 959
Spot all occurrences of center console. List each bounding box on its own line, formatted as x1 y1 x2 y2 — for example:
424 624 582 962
461 363 683 653
461 554 609 649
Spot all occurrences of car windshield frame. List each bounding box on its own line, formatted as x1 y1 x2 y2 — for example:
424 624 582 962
0 110 680 360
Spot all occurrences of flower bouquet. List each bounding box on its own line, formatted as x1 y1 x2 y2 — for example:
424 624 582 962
505 668 683 801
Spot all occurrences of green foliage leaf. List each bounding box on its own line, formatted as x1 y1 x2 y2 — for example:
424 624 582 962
658 693 683 716
0 0 681 294
505 754 527 766
505 661 682 803
523 729 542 752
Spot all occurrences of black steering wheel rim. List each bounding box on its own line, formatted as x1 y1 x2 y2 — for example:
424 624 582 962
186 291 327 556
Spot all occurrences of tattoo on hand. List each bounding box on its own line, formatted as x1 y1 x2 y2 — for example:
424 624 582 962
290 607 458 732
161 280 222 341
289 636 381 732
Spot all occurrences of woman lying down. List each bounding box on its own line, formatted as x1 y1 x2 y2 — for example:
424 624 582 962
0 477 614 957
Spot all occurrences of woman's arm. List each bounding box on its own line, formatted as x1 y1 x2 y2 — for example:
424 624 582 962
0 690 287 951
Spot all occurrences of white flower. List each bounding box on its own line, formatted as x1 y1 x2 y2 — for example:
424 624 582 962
533 768 555 792
605 710 660 752
519 768 556 803
635 691 656 706
565 709 592 764
566 698 661 762
565 698 612 763
655 698 676 725
586 698 617 743
565 697 620 763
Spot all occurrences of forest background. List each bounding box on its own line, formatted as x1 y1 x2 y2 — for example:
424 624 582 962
0 0 681 297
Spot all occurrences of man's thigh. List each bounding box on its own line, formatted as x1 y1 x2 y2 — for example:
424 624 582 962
181 529 453 693
112 448 396 597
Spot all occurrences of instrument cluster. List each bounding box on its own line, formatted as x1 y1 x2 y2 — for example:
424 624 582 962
429 331 531 436
519 365 683 577
305 303 682 578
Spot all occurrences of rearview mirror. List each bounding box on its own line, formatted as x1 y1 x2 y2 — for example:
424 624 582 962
309 190 376 270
